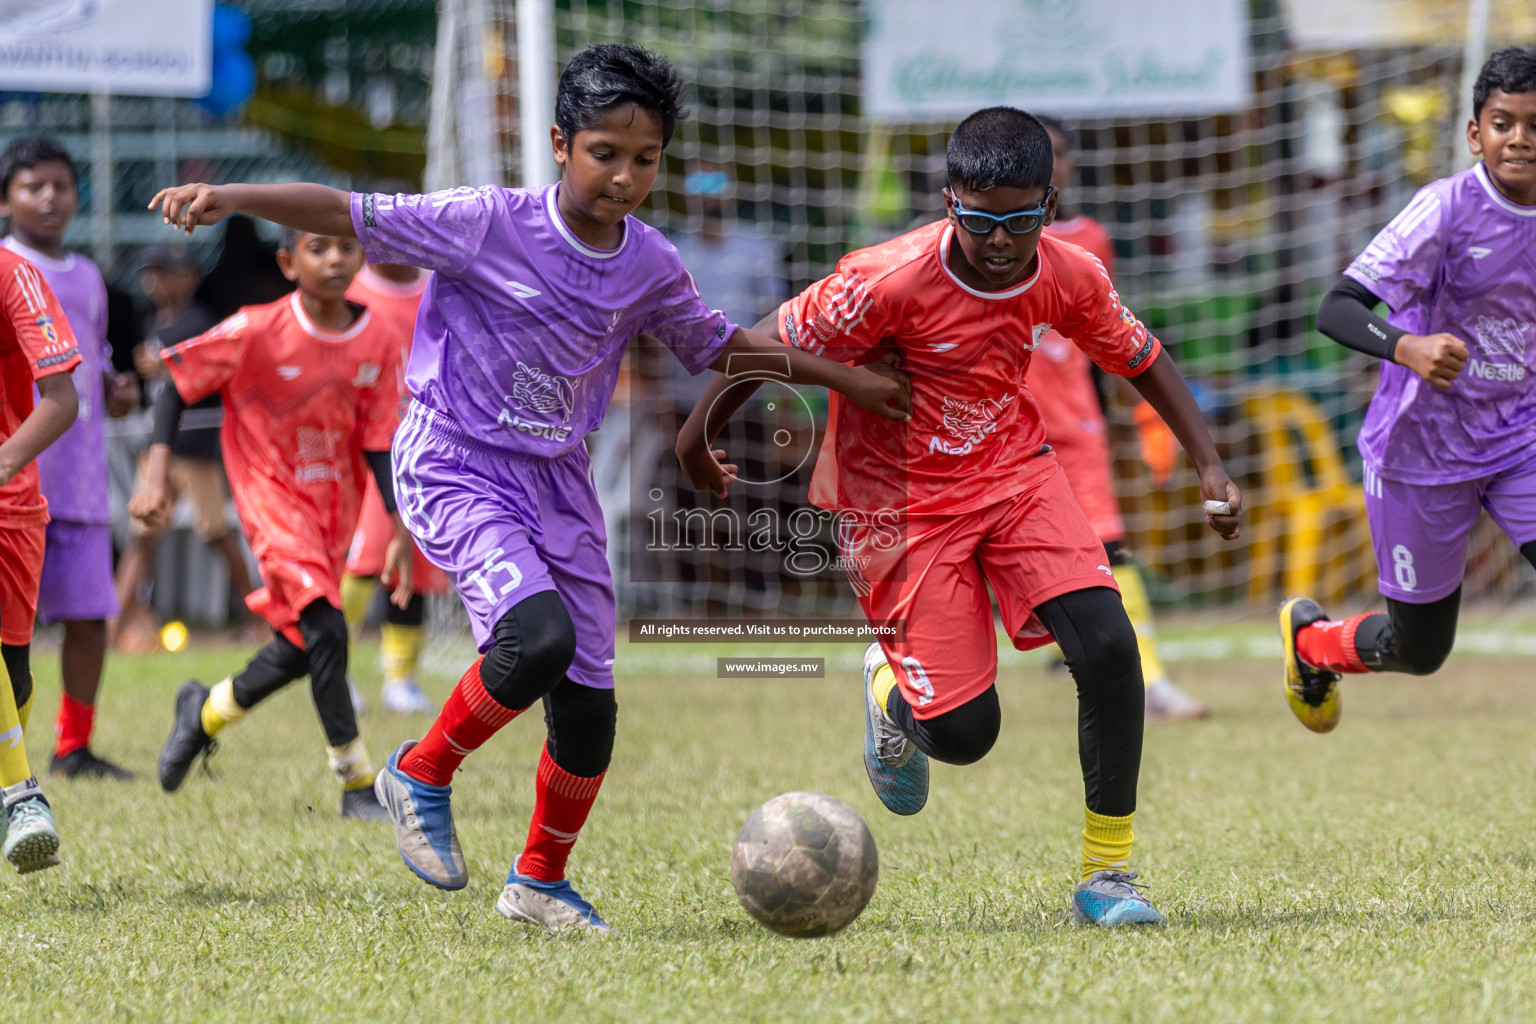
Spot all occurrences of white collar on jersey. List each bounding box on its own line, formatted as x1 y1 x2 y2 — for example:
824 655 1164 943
289 291 373 342
2 234 77 272
937 224 1043 301
545 183 629 260
1475 161 1536 217
357 263 428 298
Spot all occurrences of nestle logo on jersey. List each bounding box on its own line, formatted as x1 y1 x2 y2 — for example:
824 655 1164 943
1467 359 1526 382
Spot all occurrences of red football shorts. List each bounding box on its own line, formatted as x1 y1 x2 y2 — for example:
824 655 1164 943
344 477 449 595
0 524 46 646
840 464 1117 720
245 550 343 648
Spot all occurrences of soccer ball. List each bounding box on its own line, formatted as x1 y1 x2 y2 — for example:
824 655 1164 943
730 791 878 938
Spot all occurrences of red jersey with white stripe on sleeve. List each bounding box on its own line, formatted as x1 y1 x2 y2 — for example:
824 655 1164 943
0 247 81 528
160 293 404 630
777 220 1161 517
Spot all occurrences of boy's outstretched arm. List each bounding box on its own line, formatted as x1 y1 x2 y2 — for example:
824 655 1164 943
676 315 910 497
0 373 77 487
149 183 355 239
1126 354 1243 540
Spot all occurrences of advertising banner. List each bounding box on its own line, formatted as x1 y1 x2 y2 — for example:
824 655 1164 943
0 0 213 96
864 0 1251 121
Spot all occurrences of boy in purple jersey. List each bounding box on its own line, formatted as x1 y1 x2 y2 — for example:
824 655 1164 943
1279 47 1536 732
149 43 910 932
0 137 137 780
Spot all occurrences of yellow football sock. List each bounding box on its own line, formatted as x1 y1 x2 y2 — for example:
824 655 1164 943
17 684 32 731
1081 807 1135 881
1112 562 1169 687
200 677 248 738
340 574 376 638
870 657 898 715
0 660 33 788
380 622 423 685
327 738 375 791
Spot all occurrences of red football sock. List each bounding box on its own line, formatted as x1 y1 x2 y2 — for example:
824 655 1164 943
518 746 606 882
1296 613 1378 674
398 658 523 786
54 692 95 758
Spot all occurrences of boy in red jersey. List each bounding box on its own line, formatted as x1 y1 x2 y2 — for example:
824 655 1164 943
0 246 79 872
1030 116 1207 722
341 247 449 715
132 227 411 819
680 107 1242 926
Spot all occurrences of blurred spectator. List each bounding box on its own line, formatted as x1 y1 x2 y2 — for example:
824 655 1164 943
196 213 293 319
114 242 259 652
662 162 787 414
606 162 792 610
105 285 144 375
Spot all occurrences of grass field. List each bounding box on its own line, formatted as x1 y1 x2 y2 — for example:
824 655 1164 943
7 616 1536 1022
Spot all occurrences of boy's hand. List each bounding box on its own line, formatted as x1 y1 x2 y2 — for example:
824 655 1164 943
676 432 739 498
129 483 173 531
134 343 168 380
1200 470 1242 540
382 521 414 610
1395 332 1468 390
843 359 912 421
106 372 139 417
149 184 234 237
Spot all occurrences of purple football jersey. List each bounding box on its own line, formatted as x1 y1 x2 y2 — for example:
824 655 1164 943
351 185 736 458
1345 162 1536 485
3 236 111 525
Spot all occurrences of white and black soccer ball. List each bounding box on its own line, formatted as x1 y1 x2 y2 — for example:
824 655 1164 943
730 791 878 938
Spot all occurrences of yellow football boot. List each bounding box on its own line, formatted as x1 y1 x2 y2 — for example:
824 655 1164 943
1279 595 1341 733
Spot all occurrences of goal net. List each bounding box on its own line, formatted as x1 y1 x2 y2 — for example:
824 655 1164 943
424 0 1536 625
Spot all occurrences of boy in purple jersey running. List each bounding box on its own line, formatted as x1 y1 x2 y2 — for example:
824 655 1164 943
1280 47 1536 732
149 43 910 933
0 137 138 780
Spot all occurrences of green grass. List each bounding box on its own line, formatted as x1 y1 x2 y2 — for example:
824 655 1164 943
7 620 1536 1022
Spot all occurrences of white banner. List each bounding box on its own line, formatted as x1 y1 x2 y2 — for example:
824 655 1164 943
0 0 212 97
864 0 1251 122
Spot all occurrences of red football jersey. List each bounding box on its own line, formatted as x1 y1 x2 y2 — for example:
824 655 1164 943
161 293 404 594
0 247 81 527
1030 215 1125 539
778 221 1160 517
345 263 428 355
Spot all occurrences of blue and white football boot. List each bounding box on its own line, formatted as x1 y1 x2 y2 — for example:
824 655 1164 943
1071 870 1167 927
862 642 929 816
3 781 61 875
374 740 467 890
497 854 612 934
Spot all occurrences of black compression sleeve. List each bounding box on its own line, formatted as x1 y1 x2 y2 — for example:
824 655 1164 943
1316 276 1404 361
150 383 187 447
364 450 397 513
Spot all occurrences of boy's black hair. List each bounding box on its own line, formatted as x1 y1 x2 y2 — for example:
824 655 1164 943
555 43 687 147
1473 46 1536 118
946 106 1053 193
278 225 300 252
0 136 79 196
